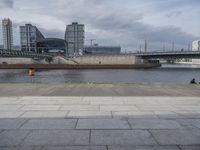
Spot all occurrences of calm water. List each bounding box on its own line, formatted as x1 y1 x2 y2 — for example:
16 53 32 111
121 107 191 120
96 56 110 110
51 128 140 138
0 64 200 84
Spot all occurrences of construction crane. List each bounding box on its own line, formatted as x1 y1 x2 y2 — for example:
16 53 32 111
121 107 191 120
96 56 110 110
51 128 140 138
85 39 96 46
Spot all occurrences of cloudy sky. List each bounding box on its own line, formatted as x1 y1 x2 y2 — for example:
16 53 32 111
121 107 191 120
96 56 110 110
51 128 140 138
0 0 199 51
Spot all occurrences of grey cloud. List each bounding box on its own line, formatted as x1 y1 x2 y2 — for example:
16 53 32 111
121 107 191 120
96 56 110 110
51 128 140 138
52 1 197 51
1 0 198 51
166 11 182 18
0 0 14 8
82 11 197 50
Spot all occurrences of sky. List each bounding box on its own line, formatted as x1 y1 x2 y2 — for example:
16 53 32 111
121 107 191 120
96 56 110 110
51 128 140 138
0 0 199 52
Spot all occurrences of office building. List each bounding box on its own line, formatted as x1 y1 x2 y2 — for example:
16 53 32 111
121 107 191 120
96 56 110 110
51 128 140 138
83 44 121 55
192 40 200 64
20 24 44 52
65 22 84 56
2 18 13 50
37 38 68 55
192 40 200 51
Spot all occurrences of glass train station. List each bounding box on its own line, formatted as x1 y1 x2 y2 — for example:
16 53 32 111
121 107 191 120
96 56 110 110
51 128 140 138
20 24 68 56
37 38 68 56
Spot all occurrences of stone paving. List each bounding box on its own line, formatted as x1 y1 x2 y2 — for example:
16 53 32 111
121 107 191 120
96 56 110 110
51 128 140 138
0 84 200 96
0 97 200 150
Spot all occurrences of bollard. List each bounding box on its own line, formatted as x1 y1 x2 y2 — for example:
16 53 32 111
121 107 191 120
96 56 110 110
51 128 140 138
28 68 35 76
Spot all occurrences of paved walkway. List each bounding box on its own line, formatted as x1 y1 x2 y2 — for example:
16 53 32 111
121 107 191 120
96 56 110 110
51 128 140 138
0 84 200 96
0 96 200 150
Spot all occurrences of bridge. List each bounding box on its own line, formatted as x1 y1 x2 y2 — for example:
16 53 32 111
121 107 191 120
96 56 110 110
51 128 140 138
135 51 200 59
0 49 53 60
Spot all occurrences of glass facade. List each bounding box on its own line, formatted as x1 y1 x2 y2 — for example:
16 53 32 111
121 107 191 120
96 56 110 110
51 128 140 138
37 38 68 56
20 24 44 52
65 22 85 56
2 18 13 50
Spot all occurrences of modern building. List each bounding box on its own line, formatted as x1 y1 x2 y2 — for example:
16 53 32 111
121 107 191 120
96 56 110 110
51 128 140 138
83 44 121 55
192 40 200 64
192 40 200 51
2 18 13 50
20 24 45 52
37 38 68 55
65 22 84 56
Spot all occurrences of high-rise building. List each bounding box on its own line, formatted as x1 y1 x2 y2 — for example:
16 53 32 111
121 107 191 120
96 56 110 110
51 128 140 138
192 40 200 51
2 18 13 50
65 22 84 56
192 40 200 64
20 24 45 52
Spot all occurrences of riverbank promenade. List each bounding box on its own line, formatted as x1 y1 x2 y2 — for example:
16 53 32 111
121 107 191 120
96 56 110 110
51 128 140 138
0 84 200 150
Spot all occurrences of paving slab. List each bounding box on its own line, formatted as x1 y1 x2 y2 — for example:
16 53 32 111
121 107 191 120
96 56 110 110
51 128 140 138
76 118 130 129
42 146 106 150
0 111 25 118
0 119 27 129
180 145 200 150
0 105 23 111
174 110 200 119
20 97 51 101
174 105 200 111
176 119 200 129
20 111 68 118
60 105 99 111
0 130 30 146
128 119 182 129
20 105 60 111
123 99 161 105
112 111 158 119
50 96 83 101
83 97 113 101
67 111 112 118
20 119 77 129
55 99 90 105
85 97 124 105
0 98 22 104
100 105 138 111
153 111 183 119
150 129 200 145
20 100 57 105
108 146 180 150
0 146 41 150
136 106 180 111
91 130 157 145
22 130 90 146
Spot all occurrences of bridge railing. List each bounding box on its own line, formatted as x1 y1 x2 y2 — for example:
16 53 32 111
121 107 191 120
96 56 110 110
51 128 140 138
134 51 200 59
0 49 53 59
135 51 200 56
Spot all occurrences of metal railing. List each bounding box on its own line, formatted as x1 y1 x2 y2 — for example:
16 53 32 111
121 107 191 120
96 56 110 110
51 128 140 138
135 51 200 59
0 49 53 59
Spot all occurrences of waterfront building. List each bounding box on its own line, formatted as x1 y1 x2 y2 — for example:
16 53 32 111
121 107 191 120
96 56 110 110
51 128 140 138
192 40 200 51
37 38 68 55
20 24 45 52
192 40 200 64
2 18 13 50
83 44 121 55
65 22 84 56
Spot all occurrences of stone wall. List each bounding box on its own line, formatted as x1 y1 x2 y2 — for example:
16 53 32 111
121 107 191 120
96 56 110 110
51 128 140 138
73 55 140 65
0 58 34 64
0 55 141 65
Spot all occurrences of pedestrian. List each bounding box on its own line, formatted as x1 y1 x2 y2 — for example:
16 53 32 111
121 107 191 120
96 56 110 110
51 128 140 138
190 78 197 84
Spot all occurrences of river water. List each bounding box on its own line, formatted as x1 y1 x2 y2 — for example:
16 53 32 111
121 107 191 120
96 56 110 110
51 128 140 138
0 64 200 84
